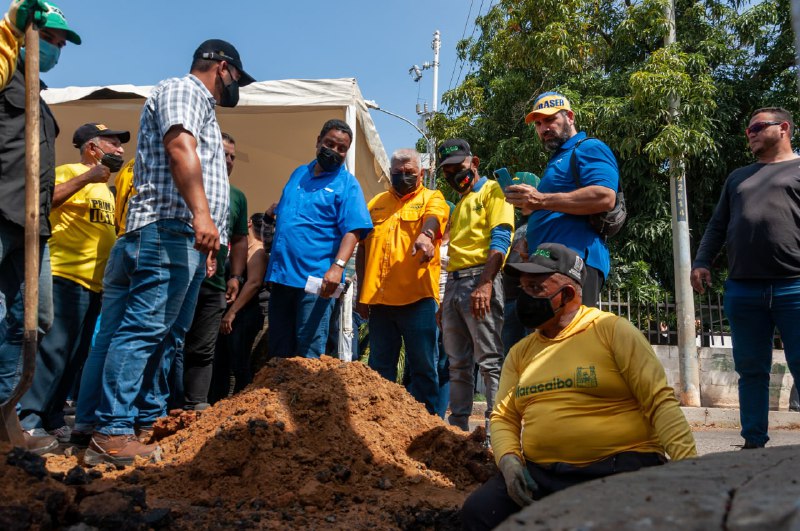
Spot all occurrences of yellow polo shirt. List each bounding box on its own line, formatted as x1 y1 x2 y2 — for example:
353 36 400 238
360 186 449 306
447 178 514 271
113 158 136 235
49 163 116 293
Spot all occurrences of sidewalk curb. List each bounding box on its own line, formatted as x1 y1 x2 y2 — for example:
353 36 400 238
471 402 800 429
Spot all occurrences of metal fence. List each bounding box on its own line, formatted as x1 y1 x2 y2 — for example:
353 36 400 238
597 289 785 349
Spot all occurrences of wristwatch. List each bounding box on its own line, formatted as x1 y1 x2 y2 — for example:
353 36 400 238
232 275 245 285
333 258 347 268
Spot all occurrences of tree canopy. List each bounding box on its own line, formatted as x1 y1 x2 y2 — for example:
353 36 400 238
429 0 795 295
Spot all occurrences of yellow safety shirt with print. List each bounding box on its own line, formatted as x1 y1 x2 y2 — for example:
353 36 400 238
113 158 135 235
360 186 449 306
49 163 116 293
491 305 697 466
447 178 514 272
0 18 21 89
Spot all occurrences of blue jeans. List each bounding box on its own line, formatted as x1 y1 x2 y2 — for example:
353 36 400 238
19 276 101 430
368 298 439 414
724 278 800 446
0 219 53 403
501 298 528 357
268 283 334 358
87 220 205 435
435 326 450 419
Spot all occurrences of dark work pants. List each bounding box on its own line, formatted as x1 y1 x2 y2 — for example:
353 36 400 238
461 452 665 531
19 276 101 430
582 264 604 308
180 283 226 409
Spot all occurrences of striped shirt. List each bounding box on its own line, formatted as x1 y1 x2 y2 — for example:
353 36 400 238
127 74 229 245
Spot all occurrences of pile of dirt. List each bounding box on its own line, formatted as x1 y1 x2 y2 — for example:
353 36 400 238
6 357 494 530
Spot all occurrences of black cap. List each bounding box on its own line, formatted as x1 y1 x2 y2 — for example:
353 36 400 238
437 138 471 168
193 39 255 86
505 243 586 286
72 123 130 148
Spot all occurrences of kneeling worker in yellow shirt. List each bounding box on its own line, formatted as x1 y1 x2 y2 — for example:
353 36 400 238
461 242 697 531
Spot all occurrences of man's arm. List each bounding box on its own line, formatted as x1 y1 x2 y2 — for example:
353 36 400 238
504 183 616 215
52 165 110 208
321 231 359 298
691 183 731 294
610 317 697 460
163 125 219 255
471 249 504 320
225 234 247 303
411 215 441 263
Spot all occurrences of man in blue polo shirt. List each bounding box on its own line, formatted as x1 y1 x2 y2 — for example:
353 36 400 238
267 119 372 358
505 92 619 306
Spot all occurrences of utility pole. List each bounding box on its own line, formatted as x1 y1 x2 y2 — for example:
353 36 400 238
410 30 441 188
666 0 701 406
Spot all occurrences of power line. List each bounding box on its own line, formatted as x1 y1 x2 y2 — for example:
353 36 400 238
446 0 475 94
447 0 495 95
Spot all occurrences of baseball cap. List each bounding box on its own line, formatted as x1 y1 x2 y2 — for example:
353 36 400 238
194 39 255 86
436 139 471 168
505 243 586 285
41 1 81 44
524 92 571 124
72 123 130 148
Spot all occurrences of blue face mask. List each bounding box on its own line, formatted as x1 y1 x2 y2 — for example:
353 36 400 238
20 39 61 73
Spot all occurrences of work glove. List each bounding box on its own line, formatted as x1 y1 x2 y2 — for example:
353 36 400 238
5 0 48 37
498 454 538 507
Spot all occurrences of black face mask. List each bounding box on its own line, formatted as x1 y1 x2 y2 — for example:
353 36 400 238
516 287 568 330
219 72 240 108
445 168 473 193
96 147 125 172
317 146 344 172
390 172 418 196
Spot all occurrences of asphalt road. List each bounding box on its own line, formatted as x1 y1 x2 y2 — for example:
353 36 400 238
693 428 800 455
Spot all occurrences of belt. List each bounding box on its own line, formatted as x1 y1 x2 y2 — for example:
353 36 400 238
448 266 484 280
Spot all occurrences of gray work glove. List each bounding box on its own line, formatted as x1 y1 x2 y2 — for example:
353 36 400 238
498 454 538 507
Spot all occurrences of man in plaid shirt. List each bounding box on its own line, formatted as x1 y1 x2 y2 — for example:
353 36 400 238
79 39 254 466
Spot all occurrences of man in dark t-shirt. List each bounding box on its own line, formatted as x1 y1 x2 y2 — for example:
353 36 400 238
691 106 800 450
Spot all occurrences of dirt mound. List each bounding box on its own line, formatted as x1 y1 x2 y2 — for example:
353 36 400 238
5 357 493 530
143 356 493 529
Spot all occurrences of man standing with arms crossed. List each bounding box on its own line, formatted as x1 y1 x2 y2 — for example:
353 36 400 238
437 139 514 434
83 39 254 465
691 107 800 449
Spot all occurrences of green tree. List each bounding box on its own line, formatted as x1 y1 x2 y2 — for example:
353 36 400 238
429 0 795 296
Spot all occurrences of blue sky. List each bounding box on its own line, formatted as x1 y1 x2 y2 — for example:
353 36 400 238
43 0 489 160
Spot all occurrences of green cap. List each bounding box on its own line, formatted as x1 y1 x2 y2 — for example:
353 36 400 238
41 2 81 44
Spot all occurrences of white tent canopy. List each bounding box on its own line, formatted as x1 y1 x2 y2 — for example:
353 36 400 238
42 78 390 214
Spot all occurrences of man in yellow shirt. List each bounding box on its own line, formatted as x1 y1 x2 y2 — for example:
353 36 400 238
356 148 448 414
18 123 128 443
437 139 514 434
461 243 697 530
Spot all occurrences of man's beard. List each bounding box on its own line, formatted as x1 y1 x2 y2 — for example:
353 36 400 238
542 130 571 152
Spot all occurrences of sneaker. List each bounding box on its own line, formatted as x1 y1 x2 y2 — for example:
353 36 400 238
135 426 154 444
84 432 161 467
23 429 59 455
49 425 72 443
69 429 92 448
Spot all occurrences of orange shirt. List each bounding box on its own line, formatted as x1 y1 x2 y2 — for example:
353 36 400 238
360 186 449 306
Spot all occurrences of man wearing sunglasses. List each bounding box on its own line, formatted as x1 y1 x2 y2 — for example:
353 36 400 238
691 107 800 450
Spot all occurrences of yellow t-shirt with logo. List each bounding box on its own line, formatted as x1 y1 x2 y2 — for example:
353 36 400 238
491 306 697 466
447 178 514 271
360 186 449 306
113 158 136 236
49 163 116 292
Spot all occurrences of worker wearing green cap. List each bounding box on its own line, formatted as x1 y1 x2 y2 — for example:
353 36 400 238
0 0 80 454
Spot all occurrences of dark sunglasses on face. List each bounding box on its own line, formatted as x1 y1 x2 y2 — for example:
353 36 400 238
745 121 783 135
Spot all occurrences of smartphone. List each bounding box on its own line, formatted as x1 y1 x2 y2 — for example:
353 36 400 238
514 171 540 189
493 167 513 190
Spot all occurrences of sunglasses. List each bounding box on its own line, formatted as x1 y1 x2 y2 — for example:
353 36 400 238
745 121 783 135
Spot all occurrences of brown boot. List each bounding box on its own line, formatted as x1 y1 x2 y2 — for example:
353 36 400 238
23 430 59 455
84 432 161 466
135 426 154 444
